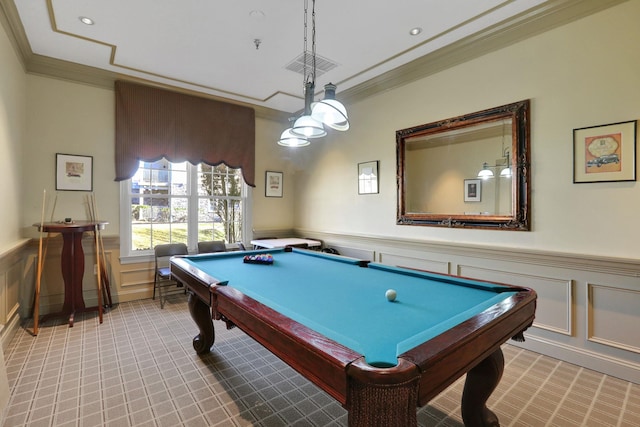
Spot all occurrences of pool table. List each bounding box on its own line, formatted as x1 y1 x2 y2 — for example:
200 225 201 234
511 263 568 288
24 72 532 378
171 247 536 427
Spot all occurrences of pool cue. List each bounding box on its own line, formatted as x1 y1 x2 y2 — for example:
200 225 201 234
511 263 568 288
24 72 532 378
92 194 112 308
39 192 57 269
89 192 104 320
89 194 109 315
32 189 46 335
94 222 103 323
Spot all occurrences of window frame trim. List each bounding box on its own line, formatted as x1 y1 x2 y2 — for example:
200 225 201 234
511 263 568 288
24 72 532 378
119 162 252 263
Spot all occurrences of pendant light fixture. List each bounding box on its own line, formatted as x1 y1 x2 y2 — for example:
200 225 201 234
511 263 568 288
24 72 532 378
477 120 512 179
312 82 349 131
277 0 348 147
477 163 494 179
277 128 310 147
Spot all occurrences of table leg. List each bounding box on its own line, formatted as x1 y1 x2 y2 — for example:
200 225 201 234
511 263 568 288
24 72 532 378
461 348 504 427
60 232 86 326
346 358 421 427
188 291 215 354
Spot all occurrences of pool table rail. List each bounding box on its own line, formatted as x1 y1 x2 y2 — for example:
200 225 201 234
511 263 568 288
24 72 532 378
405 290 537 406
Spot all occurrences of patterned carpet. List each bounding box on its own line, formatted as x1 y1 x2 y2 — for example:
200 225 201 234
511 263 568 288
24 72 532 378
1 296 638 426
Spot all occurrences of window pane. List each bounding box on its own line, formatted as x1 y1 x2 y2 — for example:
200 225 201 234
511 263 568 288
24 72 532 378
197 164 243 196
131 223 152 251
198 198 216 222
197 164 213 196
171 198 188 223
171 170 188 196
169 223 188 243
198 223 225 241
150 224 171 247
151 203 169 223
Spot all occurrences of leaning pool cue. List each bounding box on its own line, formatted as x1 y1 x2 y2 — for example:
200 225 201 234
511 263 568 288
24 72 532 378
39 192 57 273
90 193 112 308
94 199 113 307
32 189 46 335
88 194 104 321
94 221 103 323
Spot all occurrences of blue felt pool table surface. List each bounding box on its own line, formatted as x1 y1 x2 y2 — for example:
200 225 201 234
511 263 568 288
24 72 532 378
176 248 517 367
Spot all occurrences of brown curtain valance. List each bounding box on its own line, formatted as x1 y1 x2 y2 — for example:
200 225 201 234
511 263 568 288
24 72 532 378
115 81 256 186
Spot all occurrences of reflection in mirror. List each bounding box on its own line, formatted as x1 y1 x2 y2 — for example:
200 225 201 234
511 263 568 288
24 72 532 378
397 100 530 230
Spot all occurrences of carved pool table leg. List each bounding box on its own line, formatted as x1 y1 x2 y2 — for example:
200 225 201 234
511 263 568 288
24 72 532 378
461 348 504 427
187 291 215 354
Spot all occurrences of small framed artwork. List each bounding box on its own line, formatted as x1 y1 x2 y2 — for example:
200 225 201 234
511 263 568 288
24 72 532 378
56 153 93 191
358 161 379 194
573 120 636 183
265 171 283 197
464 179 481 202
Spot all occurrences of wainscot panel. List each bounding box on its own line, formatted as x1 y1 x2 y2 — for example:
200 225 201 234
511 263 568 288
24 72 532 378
588 283 640 353
296 229 640 384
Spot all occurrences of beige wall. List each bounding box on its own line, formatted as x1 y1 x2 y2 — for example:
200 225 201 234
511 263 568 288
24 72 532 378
293 1 640 259
0 12 25 253
0 12 26 413
22 77 117 237
19 78 294 239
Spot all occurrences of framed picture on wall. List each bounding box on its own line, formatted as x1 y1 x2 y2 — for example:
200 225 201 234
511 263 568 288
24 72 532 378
464 179 481 202
573 120 636 183
265 171 283 197
358 161 379 194
56 153 93 191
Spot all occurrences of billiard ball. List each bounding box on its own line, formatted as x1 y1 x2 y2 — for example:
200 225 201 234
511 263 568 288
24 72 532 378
385 289 397 302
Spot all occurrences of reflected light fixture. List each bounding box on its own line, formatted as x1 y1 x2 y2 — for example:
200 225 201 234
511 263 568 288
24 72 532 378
477 163 494 179
478 120 512 179
277 0 349 147
500 152 512 177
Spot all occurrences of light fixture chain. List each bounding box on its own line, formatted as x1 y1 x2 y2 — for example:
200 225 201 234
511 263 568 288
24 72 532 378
303 0 308 86
311 0 316 84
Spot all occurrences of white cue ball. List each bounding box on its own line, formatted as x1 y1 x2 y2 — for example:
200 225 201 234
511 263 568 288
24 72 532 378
385 289 397 302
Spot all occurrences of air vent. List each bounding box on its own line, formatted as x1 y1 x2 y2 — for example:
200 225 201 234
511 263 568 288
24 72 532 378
285 52 338 77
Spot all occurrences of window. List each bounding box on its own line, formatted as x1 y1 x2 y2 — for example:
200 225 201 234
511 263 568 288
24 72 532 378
120 159 251 259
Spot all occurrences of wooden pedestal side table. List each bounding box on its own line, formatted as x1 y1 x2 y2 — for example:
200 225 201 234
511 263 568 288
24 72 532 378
34 220 108 327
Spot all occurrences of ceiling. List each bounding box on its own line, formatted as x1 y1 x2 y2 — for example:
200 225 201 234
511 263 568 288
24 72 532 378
1 0 625 119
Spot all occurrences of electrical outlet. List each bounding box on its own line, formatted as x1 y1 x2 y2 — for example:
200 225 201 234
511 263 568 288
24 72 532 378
93 264 97 275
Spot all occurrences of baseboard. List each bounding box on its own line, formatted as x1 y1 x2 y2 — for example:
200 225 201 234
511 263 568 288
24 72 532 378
510 335 640 384
0 311 21 352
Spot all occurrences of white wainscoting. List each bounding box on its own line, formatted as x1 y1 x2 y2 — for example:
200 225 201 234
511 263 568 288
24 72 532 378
0 239 28 415
296 229 640 384
0 240 27 350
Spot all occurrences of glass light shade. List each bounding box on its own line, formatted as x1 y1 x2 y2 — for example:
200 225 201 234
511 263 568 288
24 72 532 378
291 115 327 138
277 128 310 147
478 163 494 179
311 83 349 131
311 99 349 131
500 166 512 177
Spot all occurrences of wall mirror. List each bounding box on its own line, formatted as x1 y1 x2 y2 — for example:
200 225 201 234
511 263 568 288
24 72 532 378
396 100 530 230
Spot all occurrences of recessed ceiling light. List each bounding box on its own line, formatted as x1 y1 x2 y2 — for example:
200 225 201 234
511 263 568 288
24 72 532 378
409 27 422 36
79 16 94 25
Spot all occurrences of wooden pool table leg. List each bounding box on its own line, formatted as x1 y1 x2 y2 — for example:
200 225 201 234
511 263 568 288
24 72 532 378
187 291 215 354
461 348 504 427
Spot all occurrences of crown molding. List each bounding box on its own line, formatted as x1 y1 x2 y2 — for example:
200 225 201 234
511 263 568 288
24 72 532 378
339 0 628 105
1 0 628 121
